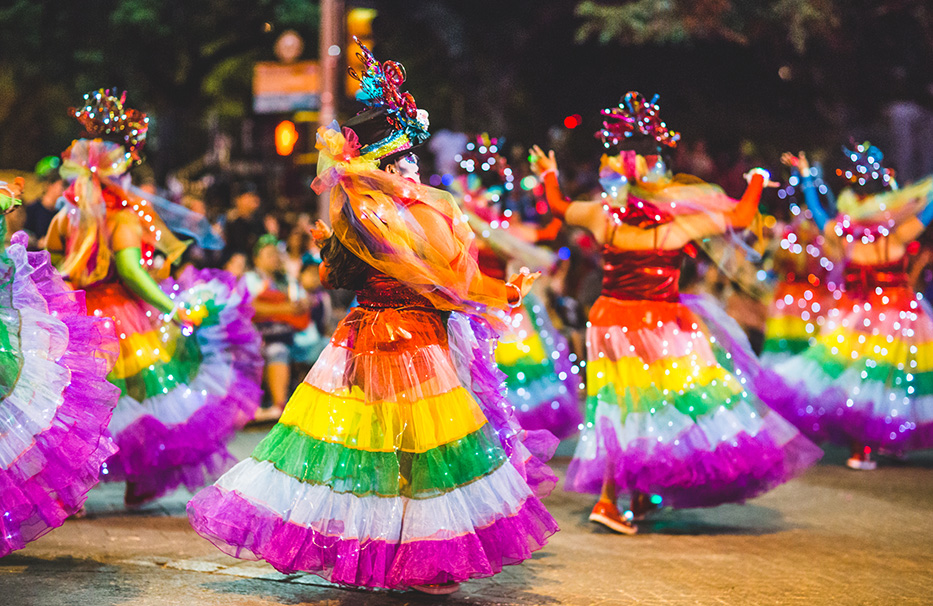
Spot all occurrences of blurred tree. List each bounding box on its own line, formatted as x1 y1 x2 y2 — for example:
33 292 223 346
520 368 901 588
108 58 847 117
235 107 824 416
0 0 319 177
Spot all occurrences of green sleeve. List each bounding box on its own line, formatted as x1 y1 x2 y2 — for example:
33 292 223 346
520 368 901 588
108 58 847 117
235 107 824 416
114 247 175 314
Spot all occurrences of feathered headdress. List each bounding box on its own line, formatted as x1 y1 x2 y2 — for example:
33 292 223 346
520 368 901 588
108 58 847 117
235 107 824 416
597 91 680 150
70 89 149 166
346 36 430 161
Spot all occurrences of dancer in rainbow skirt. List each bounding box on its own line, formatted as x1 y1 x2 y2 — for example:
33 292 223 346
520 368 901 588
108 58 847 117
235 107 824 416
1 178 119 557
763 146 933 470
530 92 822 534
449 135 581 439
188 39 558 595
760 160 840 367
44 90 263 506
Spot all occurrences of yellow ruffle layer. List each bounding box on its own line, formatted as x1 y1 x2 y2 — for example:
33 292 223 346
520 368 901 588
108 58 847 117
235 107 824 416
278 382 488 453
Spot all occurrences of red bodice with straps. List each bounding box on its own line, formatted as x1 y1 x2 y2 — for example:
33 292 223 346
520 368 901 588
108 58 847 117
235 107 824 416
843 258 910 298
599 202 685 303
601 247 685 303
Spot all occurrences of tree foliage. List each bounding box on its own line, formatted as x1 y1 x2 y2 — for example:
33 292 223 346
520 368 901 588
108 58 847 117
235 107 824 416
0 0 319 173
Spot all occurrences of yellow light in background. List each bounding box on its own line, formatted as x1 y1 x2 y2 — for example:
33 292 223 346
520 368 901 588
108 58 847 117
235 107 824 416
275 120 299 156
346 8 377 97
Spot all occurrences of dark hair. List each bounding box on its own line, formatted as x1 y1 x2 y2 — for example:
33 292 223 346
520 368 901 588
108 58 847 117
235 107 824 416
320 234 369 291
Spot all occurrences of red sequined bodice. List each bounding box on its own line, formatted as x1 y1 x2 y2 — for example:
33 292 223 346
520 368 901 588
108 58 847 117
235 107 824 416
355 271 434 310
601 247 684 302
843 258 909 297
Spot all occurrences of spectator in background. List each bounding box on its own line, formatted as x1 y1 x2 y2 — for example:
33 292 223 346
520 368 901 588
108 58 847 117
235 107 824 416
244 234 311 423
289 256 332 367
23 156 64 249
222 182 265 261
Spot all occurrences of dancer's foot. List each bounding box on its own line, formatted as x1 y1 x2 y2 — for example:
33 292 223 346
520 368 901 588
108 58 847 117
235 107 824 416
846 448 877 471
124 482 159 508
589 499 637 535
630 493 660 521
249 405 284 425
411 582 461 595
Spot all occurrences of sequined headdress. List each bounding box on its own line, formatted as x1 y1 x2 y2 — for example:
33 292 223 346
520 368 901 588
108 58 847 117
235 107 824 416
835 141 897 191
597 91 680 151
346 36 430 162
70 89 149 166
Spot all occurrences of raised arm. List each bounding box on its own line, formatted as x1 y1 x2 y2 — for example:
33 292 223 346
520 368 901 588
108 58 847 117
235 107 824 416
782 152 832 231
529 145 608 241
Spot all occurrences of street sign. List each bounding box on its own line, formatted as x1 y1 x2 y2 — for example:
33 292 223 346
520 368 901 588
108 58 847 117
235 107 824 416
253 61 321 114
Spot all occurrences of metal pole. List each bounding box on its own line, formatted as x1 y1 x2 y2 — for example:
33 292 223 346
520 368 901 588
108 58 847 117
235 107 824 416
317 0 343 221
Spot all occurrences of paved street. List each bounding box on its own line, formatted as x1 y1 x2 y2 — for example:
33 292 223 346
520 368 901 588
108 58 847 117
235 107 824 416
2 430 932 606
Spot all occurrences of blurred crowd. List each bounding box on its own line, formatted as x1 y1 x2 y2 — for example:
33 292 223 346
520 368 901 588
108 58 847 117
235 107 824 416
7 128 933 422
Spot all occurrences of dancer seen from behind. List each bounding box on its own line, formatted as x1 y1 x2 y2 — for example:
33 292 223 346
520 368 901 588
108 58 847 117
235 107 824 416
188 39 559 595
45 90 263 506
764 145 933 470
531 92 822 534
0 178 120 557
760 159 840 367
449 134 582 439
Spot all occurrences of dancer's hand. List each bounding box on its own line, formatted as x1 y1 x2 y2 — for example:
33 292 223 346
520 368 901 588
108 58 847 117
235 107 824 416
744 168 779 188
528 145 557 177
311 220 333 247
780 151 810 174
506 266 540 306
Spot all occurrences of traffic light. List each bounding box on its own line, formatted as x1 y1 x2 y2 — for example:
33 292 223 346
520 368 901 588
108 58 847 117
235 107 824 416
275 120 299 156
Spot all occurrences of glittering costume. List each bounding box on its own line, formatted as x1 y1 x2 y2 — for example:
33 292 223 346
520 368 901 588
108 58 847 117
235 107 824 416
188 41 557 590
451 137 581 439
765 164 933 453
544 92 820 511
0 180 119 557
50 91 263 503
761 219 838 366
566 209 821 507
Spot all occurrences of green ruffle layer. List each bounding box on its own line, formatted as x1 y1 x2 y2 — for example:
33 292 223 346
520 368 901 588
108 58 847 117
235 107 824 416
0 253 23 397
585 376 744 425
251 421 507 499
799 343 933 396
108 333 203 402
762 336 810 355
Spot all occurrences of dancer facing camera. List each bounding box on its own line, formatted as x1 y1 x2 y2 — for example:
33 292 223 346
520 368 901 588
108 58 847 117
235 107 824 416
188 38 559 595
531 92 822 534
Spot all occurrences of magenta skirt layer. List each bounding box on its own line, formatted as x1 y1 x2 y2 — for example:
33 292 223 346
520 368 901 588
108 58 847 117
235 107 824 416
0 232 120 556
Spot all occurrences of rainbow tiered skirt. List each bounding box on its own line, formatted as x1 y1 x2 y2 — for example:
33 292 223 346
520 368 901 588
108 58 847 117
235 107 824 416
93 267 263 503
188 305 558 588
766 277 933 451
496 293 581 439
567 295 822 508
1 232 119 556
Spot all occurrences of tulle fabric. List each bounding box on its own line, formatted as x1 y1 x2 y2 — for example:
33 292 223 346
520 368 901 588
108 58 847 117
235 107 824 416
189 300 558 588
96 267 262 501
312 124 512 325
496 294 581 439
761 284 933 451
0 232 119 556
567 294 821 507
58 139 189 287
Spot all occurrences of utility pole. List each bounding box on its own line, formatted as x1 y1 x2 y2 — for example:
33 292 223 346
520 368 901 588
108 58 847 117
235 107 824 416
317 0 344 220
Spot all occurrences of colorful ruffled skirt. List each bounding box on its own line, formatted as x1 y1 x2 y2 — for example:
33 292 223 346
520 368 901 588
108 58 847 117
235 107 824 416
763 265 933 452
566 294 822 508
496 293 581 439
92 267 263 502
761 280 835 366
1 232 119 556
188 305 558 589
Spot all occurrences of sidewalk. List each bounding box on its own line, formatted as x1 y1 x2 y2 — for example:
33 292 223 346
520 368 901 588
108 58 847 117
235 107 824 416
2 431 932 605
